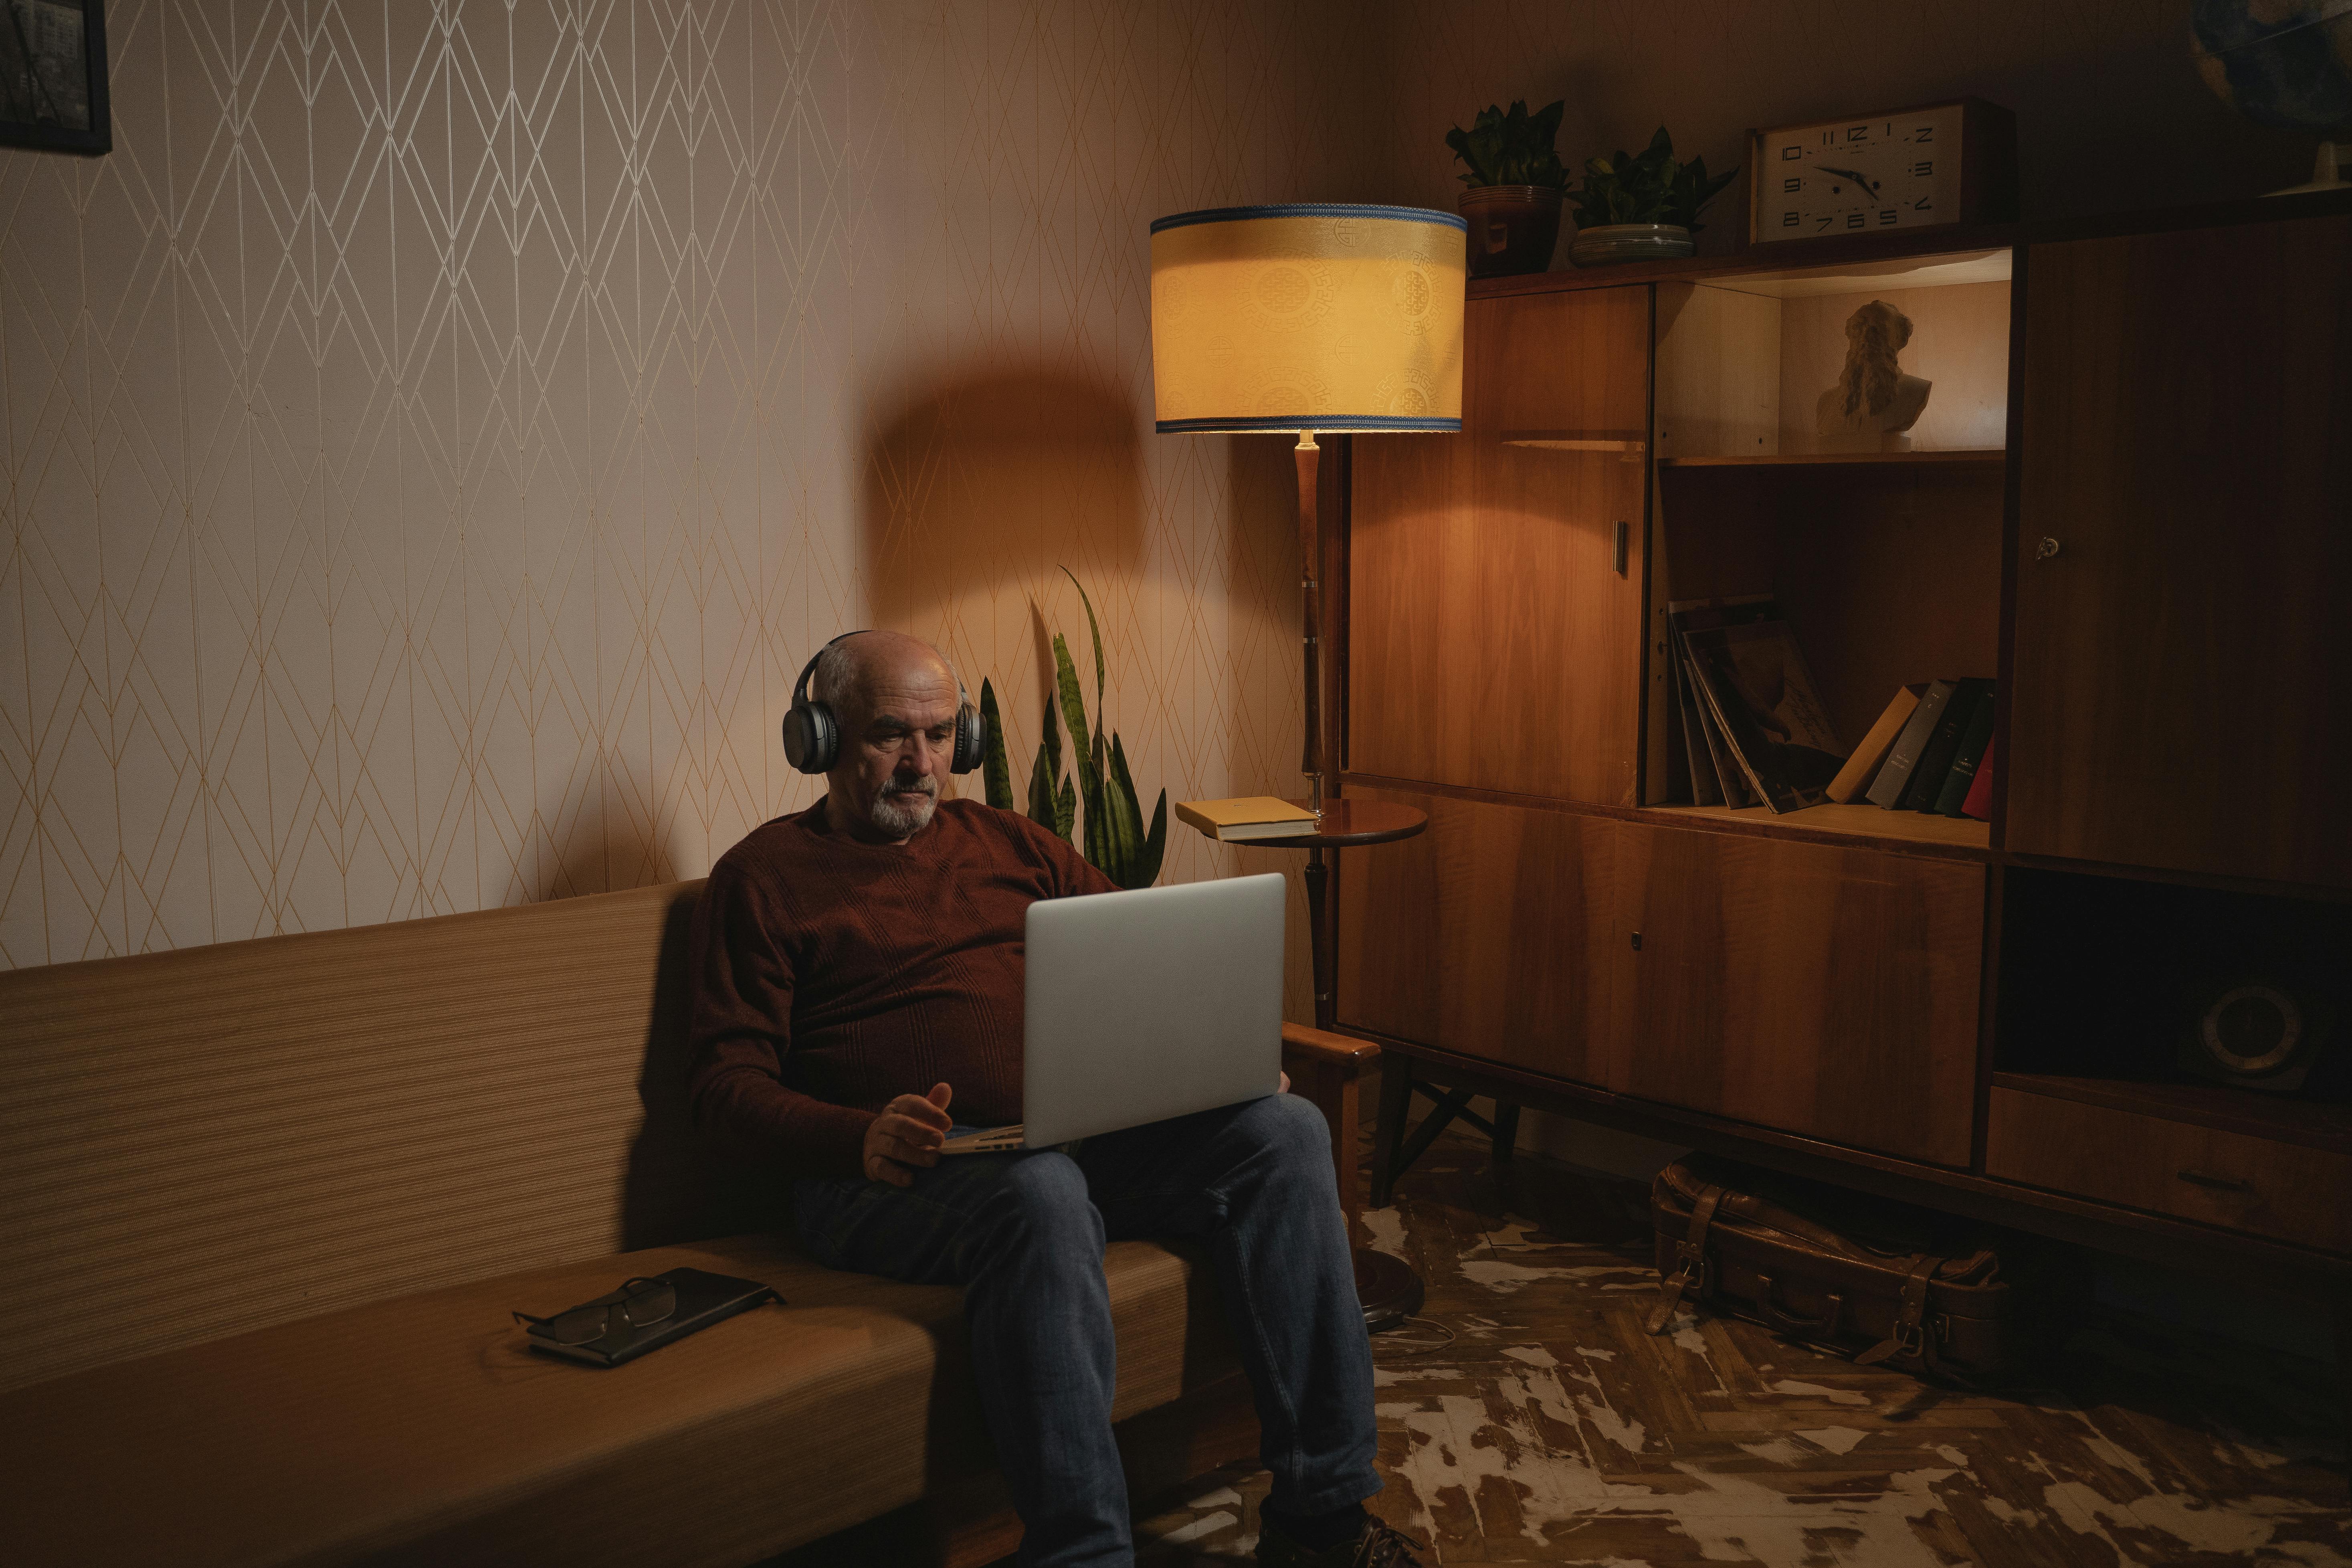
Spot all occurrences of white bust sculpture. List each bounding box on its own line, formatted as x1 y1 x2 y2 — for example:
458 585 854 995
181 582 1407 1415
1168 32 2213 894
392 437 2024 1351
1815 299 1931 451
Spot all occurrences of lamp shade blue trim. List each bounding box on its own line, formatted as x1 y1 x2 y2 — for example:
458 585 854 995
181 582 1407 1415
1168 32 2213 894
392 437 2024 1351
1154 415 1463 434
1148 203 1468 235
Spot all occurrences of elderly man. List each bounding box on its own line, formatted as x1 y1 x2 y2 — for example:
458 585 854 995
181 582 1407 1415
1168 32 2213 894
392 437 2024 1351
684 630 1416 1568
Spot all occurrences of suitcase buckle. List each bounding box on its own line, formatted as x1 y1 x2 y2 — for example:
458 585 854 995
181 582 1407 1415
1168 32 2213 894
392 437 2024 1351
1671 1241 1709 1293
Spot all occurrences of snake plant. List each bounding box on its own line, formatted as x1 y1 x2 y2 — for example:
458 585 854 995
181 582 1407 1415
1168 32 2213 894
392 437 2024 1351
979 569 1167 889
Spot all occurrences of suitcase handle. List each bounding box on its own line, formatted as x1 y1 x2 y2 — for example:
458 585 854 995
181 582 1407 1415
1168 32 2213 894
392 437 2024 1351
1754 1272 1844 1338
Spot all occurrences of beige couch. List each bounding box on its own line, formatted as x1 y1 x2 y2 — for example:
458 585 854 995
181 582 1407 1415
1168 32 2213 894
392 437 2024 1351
0 880 1374 1566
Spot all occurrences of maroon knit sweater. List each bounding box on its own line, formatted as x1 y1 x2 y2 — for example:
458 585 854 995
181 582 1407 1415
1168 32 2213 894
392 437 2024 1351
683 798 1115 1179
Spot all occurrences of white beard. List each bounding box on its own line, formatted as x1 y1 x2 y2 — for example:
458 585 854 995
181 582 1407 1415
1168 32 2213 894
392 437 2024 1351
870 777 939 837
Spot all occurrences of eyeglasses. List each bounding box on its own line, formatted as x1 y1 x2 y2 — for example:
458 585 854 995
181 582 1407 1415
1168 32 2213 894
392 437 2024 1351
512 1276 677 1346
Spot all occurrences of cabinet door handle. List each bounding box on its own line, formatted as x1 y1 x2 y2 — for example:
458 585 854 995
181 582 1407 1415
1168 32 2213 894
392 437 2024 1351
2035 536 2061 560
1614 520 1630 576
2176 1168 2254 1193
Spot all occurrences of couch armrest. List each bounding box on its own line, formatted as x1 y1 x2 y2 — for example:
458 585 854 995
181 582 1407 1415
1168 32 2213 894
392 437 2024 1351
1280 1022 1380 1073
1279 1024 1379 1237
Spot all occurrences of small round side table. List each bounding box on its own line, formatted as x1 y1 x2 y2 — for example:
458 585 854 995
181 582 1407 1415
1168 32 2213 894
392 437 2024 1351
1241 797 1427 1332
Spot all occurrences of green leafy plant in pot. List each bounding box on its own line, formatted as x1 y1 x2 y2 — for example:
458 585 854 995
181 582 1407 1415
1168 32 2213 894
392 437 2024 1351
1566 125 1739 267
978 568 1167 889
1447 99 1569 279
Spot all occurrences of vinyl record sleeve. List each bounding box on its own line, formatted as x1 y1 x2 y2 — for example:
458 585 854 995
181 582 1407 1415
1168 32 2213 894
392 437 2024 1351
1675 616 1844 814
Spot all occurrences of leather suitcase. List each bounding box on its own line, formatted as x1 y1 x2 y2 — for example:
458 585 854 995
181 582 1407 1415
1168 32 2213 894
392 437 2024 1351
1646 1155 2034 1382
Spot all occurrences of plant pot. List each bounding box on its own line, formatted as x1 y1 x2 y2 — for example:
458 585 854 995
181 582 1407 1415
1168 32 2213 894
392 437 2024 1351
1458 186 1564 278
1568 222 1695 268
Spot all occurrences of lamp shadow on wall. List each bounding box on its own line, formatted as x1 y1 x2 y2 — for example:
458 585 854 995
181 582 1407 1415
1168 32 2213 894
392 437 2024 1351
860 364 1147 748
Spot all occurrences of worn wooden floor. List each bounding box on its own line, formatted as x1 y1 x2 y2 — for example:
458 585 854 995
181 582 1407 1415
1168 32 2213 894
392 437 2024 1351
1133 1129 2350 1567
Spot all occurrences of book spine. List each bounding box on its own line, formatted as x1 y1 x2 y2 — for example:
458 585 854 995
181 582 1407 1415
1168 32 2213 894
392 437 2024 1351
1868 680 1957 808
1934 687 1999 816
1960 735 1998 820
1899 679 1990 811
1827 684 1923 805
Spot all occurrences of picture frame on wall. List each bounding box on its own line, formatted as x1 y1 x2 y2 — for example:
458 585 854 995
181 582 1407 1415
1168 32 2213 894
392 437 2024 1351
0 0 109 156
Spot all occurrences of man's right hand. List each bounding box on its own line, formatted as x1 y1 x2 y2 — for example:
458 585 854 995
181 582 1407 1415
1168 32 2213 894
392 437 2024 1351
864 1082 953 1186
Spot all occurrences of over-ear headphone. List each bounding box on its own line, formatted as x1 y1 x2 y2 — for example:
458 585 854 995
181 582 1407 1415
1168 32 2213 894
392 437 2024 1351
782 631 988 776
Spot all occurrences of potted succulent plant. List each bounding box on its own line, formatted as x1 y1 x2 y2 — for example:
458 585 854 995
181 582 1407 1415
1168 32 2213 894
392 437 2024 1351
1445 99 1569 278
1567 126 1739 267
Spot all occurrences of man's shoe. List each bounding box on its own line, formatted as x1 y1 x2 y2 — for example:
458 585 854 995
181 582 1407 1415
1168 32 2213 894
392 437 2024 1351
1256 1511 1424 1567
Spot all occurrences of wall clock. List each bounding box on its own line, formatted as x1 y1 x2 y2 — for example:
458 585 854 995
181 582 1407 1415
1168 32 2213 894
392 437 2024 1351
1747 99 2016 249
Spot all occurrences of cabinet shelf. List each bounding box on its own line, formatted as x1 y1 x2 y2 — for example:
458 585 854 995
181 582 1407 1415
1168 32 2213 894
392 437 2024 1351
1640 801 1991 858
1656 449 2006 468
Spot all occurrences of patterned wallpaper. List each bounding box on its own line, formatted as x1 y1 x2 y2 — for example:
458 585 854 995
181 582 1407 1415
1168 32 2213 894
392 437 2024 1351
1 0 2306 972
0 0 1371 970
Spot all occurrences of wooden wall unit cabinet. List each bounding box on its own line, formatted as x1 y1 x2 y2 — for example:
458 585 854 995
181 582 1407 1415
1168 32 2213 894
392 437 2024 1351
1613 826 1983 1168
1349 285 1649 806
2007 217 2352 889
1340 193 2352 1306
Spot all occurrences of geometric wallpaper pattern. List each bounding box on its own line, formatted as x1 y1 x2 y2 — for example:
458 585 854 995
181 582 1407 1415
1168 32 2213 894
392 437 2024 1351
0 0 1367 969
1 0 2290 971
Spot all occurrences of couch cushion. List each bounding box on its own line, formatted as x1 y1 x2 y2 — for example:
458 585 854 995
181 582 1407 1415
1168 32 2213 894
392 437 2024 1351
0 881 729 1394
0 1232 1239 1568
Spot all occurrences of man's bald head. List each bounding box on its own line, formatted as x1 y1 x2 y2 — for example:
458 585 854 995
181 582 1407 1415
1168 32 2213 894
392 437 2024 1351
813 630 965 844
812 630 958 727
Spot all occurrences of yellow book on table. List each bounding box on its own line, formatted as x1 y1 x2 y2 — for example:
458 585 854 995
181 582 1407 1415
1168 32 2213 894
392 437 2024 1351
1175 796 1319 842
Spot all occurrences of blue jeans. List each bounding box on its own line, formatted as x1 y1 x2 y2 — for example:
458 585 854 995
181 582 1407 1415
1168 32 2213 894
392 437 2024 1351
791 1092 1380 1567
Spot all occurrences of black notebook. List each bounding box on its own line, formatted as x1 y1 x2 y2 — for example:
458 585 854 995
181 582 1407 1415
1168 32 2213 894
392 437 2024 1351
523 1267 782 1368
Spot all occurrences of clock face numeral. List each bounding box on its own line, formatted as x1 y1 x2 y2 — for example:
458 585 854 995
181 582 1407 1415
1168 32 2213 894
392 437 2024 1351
1915 125 1933 142
1783 211 1799 226
1783 144 1802 160
1784 177 1801 193
1879 208 1897 225
1914 160 1932 177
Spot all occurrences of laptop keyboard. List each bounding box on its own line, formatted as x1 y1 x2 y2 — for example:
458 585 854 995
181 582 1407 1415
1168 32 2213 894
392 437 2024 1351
940 1125 1025 1154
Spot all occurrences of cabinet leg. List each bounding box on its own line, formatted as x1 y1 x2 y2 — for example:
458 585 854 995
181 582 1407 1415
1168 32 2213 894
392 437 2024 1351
1492 1099 1522 1166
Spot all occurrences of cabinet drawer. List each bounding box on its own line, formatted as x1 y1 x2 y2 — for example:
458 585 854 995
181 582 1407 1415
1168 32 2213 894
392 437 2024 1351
1986 1086 2352 1253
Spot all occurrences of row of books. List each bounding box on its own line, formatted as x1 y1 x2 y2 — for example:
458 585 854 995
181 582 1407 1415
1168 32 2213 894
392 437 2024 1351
1828 678 1996 819
1665 596 1991 819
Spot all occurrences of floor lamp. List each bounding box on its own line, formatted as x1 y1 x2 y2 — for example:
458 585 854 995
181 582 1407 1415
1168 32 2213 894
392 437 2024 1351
1149 203 1467 1327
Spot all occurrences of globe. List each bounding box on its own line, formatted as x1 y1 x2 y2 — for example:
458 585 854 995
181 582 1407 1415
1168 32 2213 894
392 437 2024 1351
2192 0 2352 131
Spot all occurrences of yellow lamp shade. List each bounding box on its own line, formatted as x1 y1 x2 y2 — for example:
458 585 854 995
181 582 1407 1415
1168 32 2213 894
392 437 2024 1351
1149 204 1466 434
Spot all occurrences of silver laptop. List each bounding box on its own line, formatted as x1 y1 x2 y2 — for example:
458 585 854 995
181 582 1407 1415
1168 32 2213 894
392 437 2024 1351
941 873 1286 1153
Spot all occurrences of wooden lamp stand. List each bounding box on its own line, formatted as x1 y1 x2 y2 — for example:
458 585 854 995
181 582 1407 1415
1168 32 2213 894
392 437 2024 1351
1281 432 1429 1333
